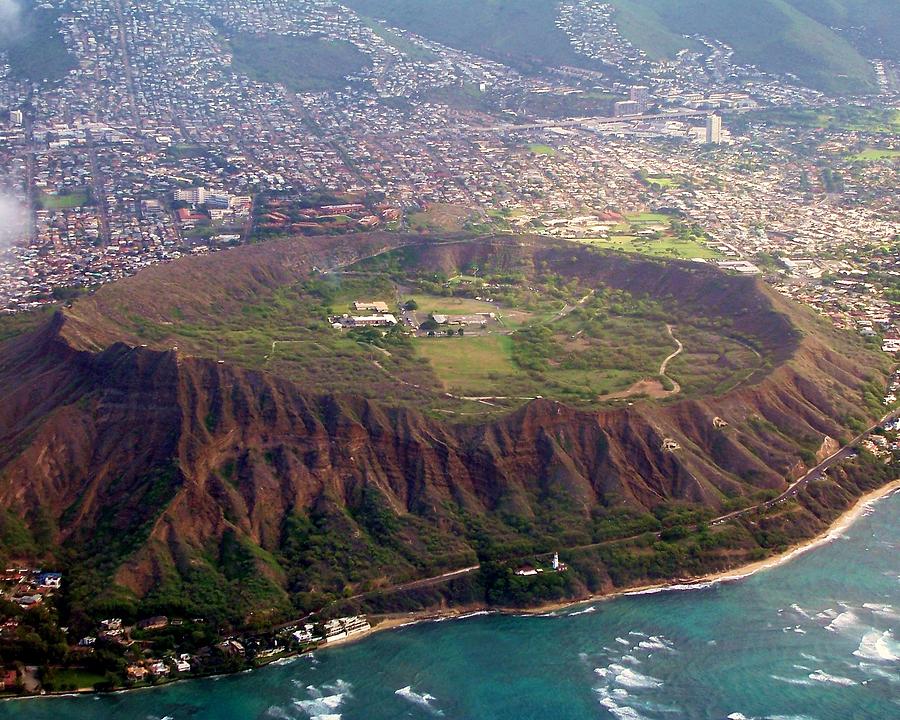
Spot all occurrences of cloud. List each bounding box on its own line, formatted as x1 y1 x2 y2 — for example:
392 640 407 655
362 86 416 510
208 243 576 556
0 193 27 251
0 0 23 42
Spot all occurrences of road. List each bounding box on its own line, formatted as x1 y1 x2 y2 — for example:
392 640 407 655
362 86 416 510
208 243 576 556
709 414 893 526
306 410 897 610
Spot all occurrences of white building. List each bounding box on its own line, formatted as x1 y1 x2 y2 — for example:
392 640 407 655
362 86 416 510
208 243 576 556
706 115 723 144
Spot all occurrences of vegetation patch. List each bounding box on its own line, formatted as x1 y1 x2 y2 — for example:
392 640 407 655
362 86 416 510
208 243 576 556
230 33 371 92
846 148 900 162
37 188 91 210
0 6 74 83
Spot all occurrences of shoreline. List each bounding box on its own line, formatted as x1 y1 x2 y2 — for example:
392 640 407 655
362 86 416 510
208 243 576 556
6 477 899 702
361 477 900 626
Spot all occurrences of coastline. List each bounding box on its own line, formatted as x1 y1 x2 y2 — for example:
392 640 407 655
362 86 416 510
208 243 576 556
361 477 900 627
6 477 899 702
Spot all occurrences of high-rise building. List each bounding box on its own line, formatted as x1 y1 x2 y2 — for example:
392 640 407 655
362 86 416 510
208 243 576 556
628 85 650 112
9 109 23 127
706 114 723 144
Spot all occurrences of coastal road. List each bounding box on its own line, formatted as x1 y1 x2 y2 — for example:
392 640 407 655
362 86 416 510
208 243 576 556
325 409 898 607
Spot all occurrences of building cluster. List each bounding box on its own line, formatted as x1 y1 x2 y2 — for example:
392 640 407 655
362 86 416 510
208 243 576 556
0 568 63 613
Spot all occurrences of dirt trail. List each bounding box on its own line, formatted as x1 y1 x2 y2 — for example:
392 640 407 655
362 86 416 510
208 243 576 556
658 324 683 392
597 324 683 401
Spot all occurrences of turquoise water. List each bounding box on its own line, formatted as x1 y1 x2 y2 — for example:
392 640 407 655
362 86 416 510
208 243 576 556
4 491 899 720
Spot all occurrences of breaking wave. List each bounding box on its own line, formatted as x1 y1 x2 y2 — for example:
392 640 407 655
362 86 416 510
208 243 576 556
395 685 444 715
854 629 899 662
293 679 352 720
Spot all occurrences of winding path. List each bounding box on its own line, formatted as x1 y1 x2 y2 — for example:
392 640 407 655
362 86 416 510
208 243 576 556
658 324 683 393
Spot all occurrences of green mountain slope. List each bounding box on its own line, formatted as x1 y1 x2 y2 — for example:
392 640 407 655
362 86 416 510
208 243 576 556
347 0 880 94
345 0 606 73
788 0 900 59
608 0 877 94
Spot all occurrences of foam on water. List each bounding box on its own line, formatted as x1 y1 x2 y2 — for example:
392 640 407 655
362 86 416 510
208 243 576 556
790 604 811 619
568 605 597 616
395 685 444 716
825 610 859 633
612 667 663 689
596 688 647 720
265 707 293 719
770 674 814 686
807 670 857 686
636 636 674 652
294 679 352 720
853 629 899 662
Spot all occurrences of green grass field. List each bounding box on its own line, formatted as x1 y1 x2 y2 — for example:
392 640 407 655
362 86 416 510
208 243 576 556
47 668 107 691
38 190 90 209
625 212 672 223
415 335 519 394
358 16 439 62
230 34 370 92
847 148 900 162
645 175 677 187
575 236 719 260
526 144 558 156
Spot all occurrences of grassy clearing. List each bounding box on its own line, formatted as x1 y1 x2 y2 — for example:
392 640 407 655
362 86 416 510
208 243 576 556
358 16 439 62
38 190 91 209
526 143 558 156
230 34 370 92
666 326 764 396
574 235 720 260
48 668 107 690
625 212 672 223
404 293 496 316
645 175 677 187
407 204 475 232
847 148 900 162
415 335 519 394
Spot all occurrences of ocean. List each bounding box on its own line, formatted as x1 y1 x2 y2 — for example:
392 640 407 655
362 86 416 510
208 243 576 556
4 489 899 720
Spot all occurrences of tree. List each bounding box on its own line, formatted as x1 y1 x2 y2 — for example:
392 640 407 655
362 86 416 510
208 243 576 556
403 299 418 311
457 328 464 336
445 329 455 337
